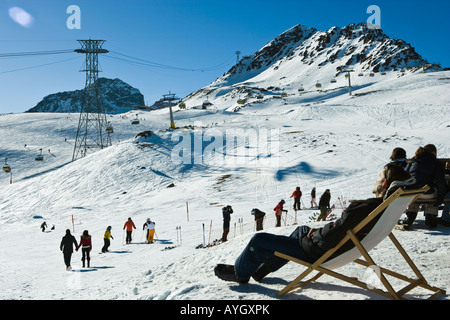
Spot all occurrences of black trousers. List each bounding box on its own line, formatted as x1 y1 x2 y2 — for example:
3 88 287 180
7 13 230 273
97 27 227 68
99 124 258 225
81 248 90 266
126 231 132 244
102 238 110 253
63 252 72 268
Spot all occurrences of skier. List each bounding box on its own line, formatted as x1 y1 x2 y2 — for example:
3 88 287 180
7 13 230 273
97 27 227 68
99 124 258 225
101 226 114 253
310 187 318 208
143 218 151 241
40 221 47 232
145 220 156 243
77 230 92 268
123 217 136 244
317 189 331 221
290 187 302 211
274 200 288 227
221 205 233 242
251 208 266 231
60 229 78 271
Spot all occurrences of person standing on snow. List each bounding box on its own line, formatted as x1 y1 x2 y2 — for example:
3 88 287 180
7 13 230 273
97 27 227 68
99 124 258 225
41 221 47 232
274 200 288 227
311 187 318 208
290 187 302 211
221 205 233 242
60 229 78 271
251 208 266 231
101 226 114 253
77 230 92 268
317 189 331 221
123 217 136 244
145 220 156 243
143 218 151 242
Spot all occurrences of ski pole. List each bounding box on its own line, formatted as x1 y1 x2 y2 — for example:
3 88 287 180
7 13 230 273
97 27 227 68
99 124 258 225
202 223 205 247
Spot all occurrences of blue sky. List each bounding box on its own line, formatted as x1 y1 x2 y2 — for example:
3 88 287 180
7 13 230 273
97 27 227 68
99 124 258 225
0 0 449 114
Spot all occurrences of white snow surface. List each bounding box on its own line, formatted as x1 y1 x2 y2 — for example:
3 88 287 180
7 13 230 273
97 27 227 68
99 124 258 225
0 71 449 300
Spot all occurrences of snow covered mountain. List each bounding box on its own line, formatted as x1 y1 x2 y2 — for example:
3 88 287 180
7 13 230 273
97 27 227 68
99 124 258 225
182 23 440 108
27 78 145 114
1 69 449 301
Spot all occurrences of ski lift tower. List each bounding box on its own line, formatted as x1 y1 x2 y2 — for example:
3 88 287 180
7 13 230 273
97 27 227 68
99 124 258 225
162 92 179 129
235 51 241 64
72 40 110 161
343 69 355 96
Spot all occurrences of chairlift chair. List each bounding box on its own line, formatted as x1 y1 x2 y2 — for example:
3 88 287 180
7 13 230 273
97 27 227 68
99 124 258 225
35 149 44 162
237 99 246 105
315 83 322 88
202 100 212 109
281 92 288 97
3 158 10 173
106 123 114 133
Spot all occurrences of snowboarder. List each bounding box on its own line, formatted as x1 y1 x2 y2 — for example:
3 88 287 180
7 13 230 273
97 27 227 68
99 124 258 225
60 229 78 271
222 205 233 242
290 187 302 211
310 187 318 208
145 220 156 243
274 200 287 227
123 217 136 244
101 226 114 253
251 208 266 231
40 221 47 232
317 189 331 221
77 230 92 268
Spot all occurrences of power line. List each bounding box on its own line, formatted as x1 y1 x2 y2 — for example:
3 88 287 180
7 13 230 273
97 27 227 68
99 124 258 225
0 56 82 75
107 50 235 72
0 49 74 59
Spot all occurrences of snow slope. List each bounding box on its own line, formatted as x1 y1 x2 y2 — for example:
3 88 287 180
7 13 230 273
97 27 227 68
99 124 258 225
0 71 449 301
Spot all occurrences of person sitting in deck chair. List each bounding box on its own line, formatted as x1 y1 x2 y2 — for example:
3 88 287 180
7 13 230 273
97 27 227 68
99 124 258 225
214 165 415 284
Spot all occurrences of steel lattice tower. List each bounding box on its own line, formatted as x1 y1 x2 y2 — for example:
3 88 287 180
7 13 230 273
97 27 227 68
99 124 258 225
72 40 110 161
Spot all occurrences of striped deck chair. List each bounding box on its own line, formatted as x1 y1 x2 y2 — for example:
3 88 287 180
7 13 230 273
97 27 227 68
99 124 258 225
275 186 446 300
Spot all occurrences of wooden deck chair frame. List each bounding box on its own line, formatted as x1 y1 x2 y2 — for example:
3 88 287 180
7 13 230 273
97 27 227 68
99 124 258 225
275 186 446 300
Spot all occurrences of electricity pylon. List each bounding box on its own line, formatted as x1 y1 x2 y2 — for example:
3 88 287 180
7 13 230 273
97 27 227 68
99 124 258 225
72 40 110 161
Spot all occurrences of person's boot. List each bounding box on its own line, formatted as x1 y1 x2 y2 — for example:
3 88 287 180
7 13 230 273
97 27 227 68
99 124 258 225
214 264 249 284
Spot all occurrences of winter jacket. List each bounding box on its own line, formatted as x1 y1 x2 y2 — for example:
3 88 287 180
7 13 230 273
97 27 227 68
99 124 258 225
406 152 446 203
274 202 285 215
77 235 92 251
123 220 136 231
252 209 266 220
145 222 155 230
300 197 383 262
290 190 302 199
319 191 331 208
60 234 78 253
104 229 113 240
222 206 233 222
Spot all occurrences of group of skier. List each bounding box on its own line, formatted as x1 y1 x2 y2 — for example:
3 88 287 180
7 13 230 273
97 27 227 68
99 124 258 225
220 186 334 242
59 217 156 271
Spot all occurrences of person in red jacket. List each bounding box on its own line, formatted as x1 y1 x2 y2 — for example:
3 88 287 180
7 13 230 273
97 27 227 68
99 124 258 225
77 230 92 268
123 217 136 244
290 187 302 211
274 200 288 227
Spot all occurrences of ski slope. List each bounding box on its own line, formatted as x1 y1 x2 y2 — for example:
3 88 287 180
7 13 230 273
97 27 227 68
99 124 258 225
0 71 449 300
